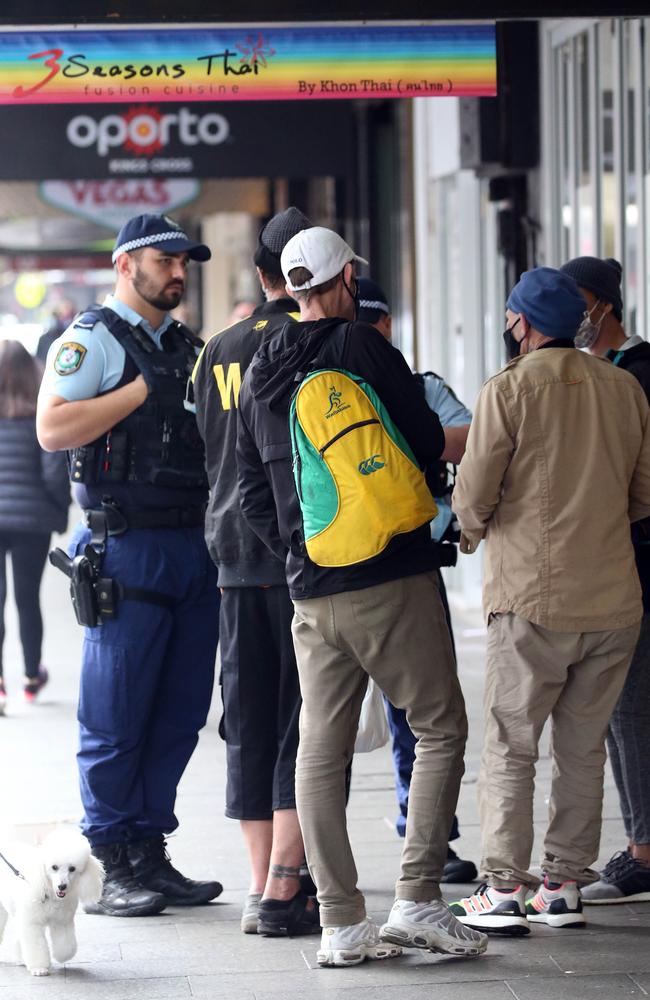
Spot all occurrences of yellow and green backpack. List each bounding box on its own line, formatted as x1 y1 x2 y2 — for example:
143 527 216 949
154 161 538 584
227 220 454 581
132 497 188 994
289 368 437 567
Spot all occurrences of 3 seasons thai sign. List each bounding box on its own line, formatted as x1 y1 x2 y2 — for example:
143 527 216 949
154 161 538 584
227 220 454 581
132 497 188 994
0 25 496 105
0 101 356 179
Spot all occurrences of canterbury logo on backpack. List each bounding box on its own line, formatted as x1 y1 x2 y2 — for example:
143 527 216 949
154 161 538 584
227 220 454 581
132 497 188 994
289 368 437 567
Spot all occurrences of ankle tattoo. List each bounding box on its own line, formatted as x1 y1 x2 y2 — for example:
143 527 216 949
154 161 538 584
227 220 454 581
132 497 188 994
270 864 300 879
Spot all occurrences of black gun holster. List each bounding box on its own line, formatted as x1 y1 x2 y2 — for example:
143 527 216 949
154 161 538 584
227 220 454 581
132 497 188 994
49 501 176 628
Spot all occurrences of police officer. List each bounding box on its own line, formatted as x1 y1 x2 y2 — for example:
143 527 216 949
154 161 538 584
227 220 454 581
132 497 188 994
192 207 320 937
356 277 477 883
37 214 222 917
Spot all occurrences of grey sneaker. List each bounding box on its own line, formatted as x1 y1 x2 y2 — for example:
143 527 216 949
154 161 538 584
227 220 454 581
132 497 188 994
317 917 402 967
380 898 488 956
582 852 650 905
241 893 262 933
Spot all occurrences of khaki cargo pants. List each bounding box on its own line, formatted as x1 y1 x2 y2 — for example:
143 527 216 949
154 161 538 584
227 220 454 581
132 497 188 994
292 571 467 927
479 612 640 889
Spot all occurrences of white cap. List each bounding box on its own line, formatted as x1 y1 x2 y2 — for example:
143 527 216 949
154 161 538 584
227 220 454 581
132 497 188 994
281 227 368 291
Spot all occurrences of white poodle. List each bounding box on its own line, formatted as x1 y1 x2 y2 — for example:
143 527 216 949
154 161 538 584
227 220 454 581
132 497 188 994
0 828 104 976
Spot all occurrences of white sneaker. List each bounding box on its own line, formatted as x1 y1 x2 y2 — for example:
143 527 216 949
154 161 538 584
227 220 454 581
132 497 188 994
450 884 529 935
380 898 488 956
526 877 586 928
317 917 402 967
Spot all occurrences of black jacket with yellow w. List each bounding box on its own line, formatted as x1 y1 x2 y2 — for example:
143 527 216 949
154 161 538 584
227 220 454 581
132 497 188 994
192 297 299 586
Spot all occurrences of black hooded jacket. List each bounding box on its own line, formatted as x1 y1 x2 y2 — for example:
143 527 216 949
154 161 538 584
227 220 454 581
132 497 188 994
611 339 650 607
193 296 299 586
236 316 446 600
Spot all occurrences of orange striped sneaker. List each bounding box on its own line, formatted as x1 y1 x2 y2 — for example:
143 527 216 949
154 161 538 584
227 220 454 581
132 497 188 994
526 876 585 928
449 883 529 935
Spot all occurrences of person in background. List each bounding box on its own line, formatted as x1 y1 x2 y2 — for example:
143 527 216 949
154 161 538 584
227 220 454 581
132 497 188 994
227 299 259 326
0 340 69 714
559 256 650 905
451 267 650 934
356 278 477 883
36 299 77 363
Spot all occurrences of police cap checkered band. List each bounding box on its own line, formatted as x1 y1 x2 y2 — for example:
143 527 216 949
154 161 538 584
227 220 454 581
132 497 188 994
359 298 389 313
112 214 211 264
357 277 390 323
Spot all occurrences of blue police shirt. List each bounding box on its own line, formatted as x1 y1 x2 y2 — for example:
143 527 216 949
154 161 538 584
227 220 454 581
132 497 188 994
423 373 472 429
40 294 175 401
420 373 472 541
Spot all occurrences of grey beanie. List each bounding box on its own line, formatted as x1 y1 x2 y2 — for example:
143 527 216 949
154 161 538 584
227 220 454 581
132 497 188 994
559 256 623 321
254 206 312 276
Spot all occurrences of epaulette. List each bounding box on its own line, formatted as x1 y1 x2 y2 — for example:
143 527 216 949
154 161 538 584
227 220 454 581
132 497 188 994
72 310 102 331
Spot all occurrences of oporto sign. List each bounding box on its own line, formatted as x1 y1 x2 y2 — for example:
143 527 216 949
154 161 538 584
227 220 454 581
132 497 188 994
0 26 497 105
66 105 230 158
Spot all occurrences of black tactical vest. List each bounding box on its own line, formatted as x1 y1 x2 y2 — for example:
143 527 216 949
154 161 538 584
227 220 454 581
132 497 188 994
69 307 208 510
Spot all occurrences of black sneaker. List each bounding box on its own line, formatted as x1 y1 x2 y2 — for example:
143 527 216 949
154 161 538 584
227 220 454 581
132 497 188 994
24 666 49 703
257 891 320 937
442 846 478 883
128 836 223 906
299 862 317 897
582 851 650 905
85 843 167 917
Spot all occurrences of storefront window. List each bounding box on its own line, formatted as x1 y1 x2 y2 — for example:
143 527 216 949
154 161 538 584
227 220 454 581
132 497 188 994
557 42 573 261
598 20 617 260
577 33 595 254
623 20 641 335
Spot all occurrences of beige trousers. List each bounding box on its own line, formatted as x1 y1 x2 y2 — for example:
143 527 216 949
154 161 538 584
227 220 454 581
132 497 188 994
292 571 467 926
479 612 639 889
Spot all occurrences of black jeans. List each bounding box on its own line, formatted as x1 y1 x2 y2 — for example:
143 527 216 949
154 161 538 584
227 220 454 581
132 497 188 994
0 531 51 679
607 610 650 845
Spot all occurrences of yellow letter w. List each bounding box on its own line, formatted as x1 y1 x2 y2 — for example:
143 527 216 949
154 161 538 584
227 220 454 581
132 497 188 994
213 363 242 410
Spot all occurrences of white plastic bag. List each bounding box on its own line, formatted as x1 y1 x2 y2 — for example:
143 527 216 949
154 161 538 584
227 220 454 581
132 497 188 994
354 679 390 753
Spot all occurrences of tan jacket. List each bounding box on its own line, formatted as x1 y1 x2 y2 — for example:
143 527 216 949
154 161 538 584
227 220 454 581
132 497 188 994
452 346 650 631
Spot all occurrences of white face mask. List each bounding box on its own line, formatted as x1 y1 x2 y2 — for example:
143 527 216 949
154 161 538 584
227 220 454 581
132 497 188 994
575 300 605 350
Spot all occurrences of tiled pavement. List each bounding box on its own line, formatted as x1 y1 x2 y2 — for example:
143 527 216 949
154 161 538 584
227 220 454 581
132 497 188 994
1 534 648 999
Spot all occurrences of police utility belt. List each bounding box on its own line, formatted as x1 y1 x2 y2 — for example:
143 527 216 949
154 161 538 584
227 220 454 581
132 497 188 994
49 498 205 629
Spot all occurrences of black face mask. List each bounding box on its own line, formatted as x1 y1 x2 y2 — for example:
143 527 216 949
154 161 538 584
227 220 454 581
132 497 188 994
342 271 359 320
502 316 522 361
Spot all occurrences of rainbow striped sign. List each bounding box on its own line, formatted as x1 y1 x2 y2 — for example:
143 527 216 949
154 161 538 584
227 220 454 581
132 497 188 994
0 25 496 105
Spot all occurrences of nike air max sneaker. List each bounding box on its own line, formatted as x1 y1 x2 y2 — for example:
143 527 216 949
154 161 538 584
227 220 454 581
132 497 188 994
317 917 402 967
379 898 488 956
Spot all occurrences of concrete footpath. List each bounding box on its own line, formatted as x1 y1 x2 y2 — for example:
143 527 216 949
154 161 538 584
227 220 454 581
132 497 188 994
1 537 649 999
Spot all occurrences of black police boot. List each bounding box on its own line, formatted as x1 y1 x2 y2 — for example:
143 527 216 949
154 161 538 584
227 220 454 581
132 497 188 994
127 836 223 906
85 843 167 917
441 846 478 884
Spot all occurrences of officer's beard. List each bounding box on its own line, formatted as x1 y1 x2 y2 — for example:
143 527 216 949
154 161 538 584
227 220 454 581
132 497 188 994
132 263 184 311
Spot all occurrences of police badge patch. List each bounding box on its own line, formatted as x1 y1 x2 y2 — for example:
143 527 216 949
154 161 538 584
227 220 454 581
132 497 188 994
54 342 87 375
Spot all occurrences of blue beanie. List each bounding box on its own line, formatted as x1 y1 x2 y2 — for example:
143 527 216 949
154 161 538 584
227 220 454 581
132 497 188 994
506 267 587 340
